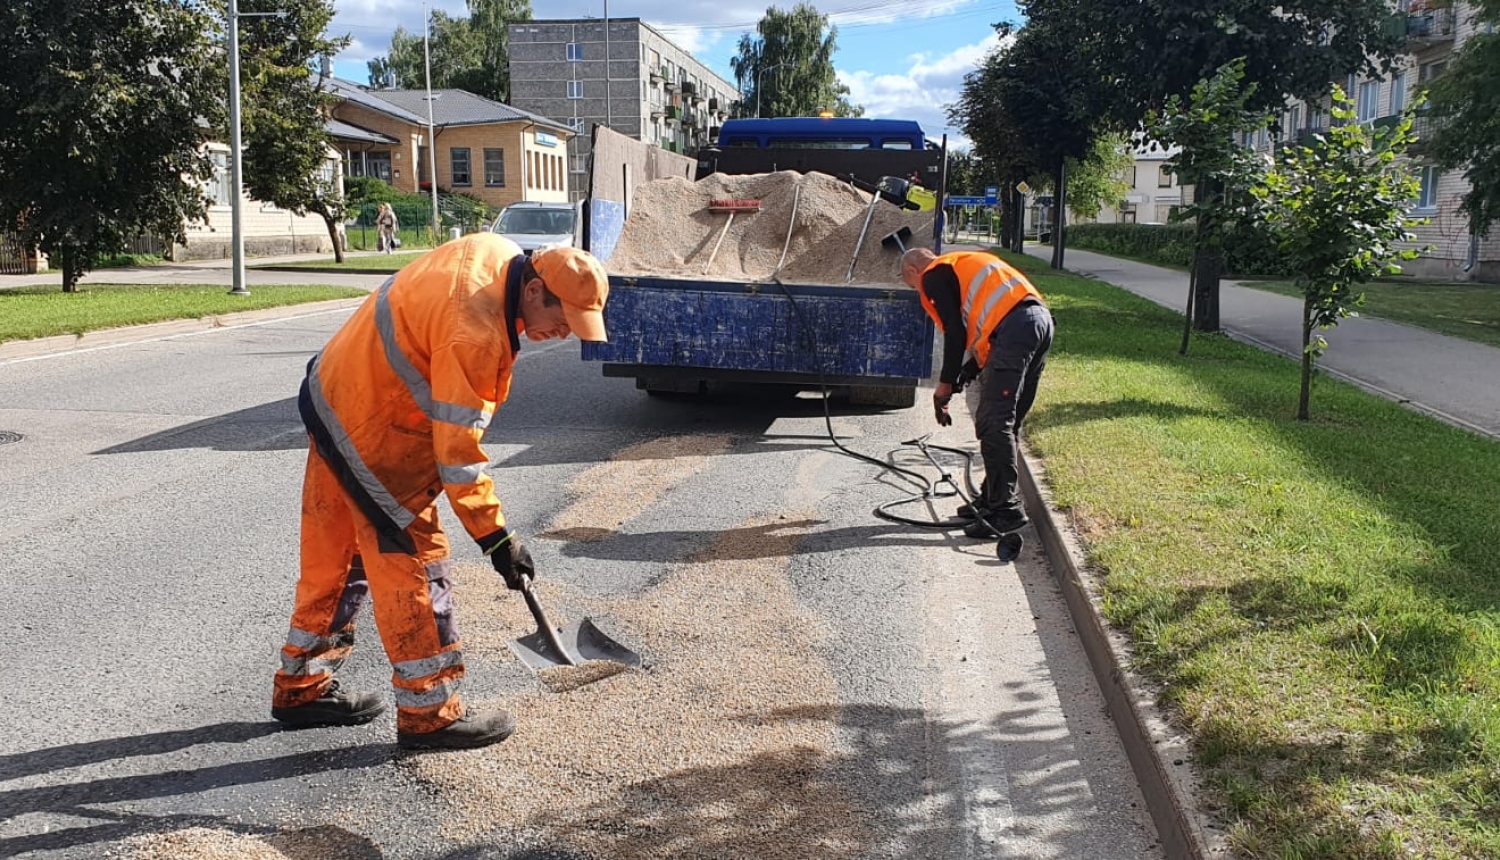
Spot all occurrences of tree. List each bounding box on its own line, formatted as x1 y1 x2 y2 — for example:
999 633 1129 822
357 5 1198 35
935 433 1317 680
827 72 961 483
367 0 531 102
1034 0 1408 329
1143 59 1270 354
731 3 861 118
0 0 222 292
1428 0 1500 242
1063 135 1133 221
1254 87 1424 420
235 0 351 262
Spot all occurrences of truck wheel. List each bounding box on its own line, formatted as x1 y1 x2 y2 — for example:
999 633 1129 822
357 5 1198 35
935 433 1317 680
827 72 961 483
848 385 917 409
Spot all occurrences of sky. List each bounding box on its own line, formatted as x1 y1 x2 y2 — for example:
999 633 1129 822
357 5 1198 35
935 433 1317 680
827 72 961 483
328 0 1021 148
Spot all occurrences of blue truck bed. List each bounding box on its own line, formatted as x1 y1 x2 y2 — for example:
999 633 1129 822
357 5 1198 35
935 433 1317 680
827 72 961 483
580 275 934 403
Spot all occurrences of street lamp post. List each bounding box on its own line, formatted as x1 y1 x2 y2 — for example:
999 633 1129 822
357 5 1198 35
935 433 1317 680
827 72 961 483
754 62 793 119
225 0 285 296
423 2 441 245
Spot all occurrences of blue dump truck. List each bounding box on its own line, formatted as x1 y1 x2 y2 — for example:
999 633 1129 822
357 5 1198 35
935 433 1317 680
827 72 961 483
581 119 948 407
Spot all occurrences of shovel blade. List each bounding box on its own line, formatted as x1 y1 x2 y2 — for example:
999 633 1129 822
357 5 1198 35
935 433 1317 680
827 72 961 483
509 617 643 673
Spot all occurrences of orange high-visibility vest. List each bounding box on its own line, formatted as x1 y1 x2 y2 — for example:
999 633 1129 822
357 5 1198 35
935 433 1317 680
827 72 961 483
298 234 525 553
917 252 1044 367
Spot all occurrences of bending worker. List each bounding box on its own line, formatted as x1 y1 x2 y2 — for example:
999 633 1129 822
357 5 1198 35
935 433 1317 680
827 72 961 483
271 234 610 751
901 248 1053 540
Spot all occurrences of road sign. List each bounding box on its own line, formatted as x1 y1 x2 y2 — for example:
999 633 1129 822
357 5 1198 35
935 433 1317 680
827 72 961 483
946 195 986 206
984 185 999 205
1016 181 1032 196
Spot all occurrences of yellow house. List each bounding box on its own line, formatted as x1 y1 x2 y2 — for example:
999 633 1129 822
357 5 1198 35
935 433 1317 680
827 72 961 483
327 78 574 209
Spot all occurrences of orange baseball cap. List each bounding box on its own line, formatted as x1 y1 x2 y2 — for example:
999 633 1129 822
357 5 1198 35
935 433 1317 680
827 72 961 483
531 247 610 343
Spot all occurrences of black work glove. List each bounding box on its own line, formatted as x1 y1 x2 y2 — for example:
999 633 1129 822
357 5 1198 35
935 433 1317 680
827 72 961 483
480 529 535 590
953 357 981 393
933 393 953 427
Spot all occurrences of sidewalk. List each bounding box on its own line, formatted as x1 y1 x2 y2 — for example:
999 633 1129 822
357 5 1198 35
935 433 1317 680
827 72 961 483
0 250 392 290
1026 245 1500 440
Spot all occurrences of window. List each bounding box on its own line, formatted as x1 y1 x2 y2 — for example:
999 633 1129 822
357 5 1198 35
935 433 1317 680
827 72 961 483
1390 72 1407 115
1158 166 1172 188
566 42 583 61
1419 61 1447 86
450 147 471 186
568 80 583 99
1357 81 1379 123
484 148 505 187
568 116 585 132
1289 105 1302 134
209 151 232 206
1416 166 1440 211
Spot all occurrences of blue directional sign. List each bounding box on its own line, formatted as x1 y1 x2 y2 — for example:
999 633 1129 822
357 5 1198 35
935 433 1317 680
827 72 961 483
946 195 987 206
984 185 999 205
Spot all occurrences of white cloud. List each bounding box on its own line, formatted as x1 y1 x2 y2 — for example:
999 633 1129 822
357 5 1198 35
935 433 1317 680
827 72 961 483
839 32 1006 151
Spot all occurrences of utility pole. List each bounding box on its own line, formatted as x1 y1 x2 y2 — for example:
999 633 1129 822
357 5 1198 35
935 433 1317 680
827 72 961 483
226 0 248 295
424 1 441 245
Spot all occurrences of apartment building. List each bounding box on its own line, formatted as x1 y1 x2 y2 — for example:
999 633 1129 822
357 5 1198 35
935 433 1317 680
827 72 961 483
507 17 740 200
1264 0 1496 281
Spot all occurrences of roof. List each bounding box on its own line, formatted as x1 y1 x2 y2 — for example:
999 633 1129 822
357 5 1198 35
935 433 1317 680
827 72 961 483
325 118 397 145
327 77 571 134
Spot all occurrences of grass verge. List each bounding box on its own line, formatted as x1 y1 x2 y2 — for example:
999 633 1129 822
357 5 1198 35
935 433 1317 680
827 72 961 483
253 251 428 272
1005 250 1500 858
1241 278 1500 350
0 283 367 342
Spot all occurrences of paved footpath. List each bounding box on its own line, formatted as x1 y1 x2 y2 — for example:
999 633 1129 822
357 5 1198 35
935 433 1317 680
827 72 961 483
1026 245 1500 440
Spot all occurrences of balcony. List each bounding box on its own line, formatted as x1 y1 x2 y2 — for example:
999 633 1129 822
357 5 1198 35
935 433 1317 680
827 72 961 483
649 67 664 84
1385 6 1456 48
665 105 681 121
681 81 697 98
1293 124 1330 147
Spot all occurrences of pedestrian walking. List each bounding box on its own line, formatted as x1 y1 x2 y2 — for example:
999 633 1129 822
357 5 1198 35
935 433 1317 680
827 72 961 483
270 234 611 750
375 202 399 253
901 248 1054 539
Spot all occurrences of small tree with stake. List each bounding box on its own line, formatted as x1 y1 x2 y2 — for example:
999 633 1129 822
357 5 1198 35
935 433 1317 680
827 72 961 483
1143 59 1271 356
1254 87 1425 420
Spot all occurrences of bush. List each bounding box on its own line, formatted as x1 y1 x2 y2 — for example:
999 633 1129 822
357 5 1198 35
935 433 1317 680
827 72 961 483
1067 222 1297 278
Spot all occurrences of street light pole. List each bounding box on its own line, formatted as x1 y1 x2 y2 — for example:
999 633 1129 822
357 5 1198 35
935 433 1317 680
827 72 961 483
227 0 248 295
424 2 441 246
755 62 791 119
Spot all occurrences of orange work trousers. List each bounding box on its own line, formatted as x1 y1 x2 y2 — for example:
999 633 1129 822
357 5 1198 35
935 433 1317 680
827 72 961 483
272 442 465 733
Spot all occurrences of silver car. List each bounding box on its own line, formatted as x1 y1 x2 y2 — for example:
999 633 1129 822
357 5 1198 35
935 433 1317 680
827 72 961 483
490 201 581 255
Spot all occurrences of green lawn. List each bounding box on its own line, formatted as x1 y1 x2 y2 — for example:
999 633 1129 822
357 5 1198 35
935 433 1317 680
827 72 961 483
0 283 367 342
1241 278 1500 350
253 250 429 272
1007 250 1500 858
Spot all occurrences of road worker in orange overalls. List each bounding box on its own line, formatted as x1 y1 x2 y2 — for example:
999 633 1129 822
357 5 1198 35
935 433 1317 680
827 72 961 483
270 234 609 751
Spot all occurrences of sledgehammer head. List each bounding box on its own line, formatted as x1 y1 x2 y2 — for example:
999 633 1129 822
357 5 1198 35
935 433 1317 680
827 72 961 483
881 225 913 253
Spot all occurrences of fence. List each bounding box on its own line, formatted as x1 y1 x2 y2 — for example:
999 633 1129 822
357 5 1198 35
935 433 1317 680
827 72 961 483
344 197 497 252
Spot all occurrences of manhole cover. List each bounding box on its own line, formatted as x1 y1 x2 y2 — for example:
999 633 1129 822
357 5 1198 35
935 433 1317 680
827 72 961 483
0 431 22 445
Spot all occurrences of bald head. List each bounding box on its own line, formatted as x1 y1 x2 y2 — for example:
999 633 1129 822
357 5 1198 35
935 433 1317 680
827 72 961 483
900 247 937 288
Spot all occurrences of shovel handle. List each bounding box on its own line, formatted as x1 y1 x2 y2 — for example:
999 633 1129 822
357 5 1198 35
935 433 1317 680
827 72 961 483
519 577 578 667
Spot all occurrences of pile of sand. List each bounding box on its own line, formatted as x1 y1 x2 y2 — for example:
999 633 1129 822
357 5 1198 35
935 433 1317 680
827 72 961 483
606 171 935 286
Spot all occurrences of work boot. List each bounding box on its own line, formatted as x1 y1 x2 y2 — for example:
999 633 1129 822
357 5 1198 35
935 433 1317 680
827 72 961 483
272 680 386 728
956 500 989 520
963 507 1029 539
397 709 516 751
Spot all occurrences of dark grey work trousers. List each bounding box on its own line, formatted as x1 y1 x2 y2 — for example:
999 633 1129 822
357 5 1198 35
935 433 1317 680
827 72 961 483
972 300 1054 513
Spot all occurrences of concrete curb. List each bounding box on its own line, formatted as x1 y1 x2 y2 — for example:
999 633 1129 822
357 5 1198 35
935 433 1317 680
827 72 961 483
0 297 365 364
253 265 402 275
1019 446 1229 859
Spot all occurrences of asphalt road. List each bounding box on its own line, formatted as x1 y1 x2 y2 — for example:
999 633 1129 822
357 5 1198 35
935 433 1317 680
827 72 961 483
0 305 1161 859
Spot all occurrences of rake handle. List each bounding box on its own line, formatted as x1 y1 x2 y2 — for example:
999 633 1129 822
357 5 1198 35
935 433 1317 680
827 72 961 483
519 577 578 667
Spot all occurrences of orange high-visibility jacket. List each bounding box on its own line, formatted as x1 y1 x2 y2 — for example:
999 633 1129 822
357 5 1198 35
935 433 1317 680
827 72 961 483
298 234 525 554
917 252 1044 367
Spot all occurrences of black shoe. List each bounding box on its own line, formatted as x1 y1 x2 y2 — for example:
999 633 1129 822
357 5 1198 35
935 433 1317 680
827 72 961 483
397 709 516 751
956 501 990 520
272 680 386 728
963 508 1029 539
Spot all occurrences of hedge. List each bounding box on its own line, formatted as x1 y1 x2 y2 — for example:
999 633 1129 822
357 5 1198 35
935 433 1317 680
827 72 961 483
1067 222 1297 279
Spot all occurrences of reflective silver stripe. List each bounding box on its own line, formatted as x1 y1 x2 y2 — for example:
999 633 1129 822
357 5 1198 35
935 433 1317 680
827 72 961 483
374 278 490 430
438 461 487 485
394 679 461 708
279 652 341 676
963 261 1026 342
286 626 325 651
307 357 416 531
393 649 466 681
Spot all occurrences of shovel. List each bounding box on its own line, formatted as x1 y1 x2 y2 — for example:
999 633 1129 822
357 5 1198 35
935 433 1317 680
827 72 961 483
882 225 913 254
509 576 642 679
